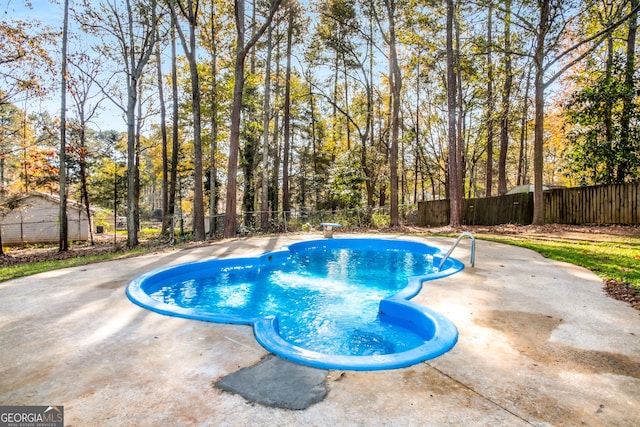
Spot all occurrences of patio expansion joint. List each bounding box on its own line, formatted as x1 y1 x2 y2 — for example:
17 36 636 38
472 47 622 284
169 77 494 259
425 362 536 426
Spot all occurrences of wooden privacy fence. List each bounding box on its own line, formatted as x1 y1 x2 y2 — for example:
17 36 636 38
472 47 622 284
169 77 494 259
418 193 533 227
418 181 639 226
466 192 534 225
545 181 639 225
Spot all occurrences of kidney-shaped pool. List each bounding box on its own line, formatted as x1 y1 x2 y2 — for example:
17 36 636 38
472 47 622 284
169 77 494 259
126 238 464 370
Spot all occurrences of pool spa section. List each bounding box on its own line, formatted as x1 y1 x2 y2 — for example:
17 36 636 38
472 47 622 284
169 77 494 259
126 238 464 370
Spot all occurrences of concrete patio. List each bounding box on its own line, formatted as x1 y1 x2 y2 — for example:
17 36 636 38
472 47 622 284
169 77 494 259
1 234 638 426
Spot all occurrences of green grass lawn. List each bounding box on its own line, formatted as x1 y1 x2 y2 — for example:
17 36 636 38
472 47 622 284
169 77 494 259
0 247 150 282
0 228 162 282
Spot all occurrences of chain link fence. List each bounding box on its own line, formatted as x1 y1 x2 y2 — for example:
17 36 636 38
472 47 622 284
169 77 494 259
163 204 420 239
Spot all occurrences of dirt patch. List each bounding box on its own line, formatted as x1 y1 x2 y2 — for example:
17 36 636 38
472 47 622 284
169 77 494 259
476 310 640 379
604 279 640 310
96 279 131 290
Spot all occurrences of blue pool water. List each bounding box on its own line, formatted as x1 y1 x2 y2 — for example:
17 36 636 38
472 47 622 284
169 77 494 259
127 238 464 370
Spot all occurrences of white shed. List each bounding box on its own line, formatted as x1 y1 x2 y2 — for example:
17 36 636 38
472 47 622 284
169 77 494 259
0 192 93 245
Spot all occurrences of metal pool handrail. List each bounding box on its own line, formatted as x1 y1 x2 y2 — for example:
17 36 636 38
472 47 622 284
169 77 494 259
438 231 475 270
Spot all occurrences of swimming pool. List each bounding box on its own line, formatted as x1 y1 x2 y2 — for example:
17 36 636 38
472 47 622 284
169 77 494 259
126 238 464 370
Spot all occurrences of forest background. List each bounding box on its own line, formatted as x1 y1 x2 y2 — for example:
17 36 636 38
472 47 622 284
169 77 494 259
1 0 639 248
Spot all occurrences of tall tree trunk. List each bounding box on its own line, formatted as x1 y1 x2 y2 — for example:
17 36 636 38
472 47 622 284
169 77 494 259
446 0 461 227
224 0 282 238
532 0 550 225
225 1 247 238
618 0 638 182
282 8 293 215
603 32 615 183
241 0 260 228
308 75 320 209
414 57 421 204
384 0 401 227
270 42 281 221
79 125 93 246
241 121 256 227
455 9 465 205
261 23 273 229
498 0 512 195
126 85 138 246
135 84 143 237
517 66 532 186
250 0 257 74
332 50 339 156
300 136 308 208
173 0 205 241
59 0 69 251
379 95 388 208
168 17 180 241
366 11 375 207
485 2 494 197
190 5 205 242
209 3 220 237
113 160 118 245
400 118 406 206
122 0 157 247
343 50 351 150
157 26 170 236
125 5 139 248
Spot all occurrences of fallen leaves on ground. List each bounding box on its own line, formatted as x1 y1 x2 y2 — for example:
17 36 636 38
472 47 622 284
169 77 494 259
604 279 640 311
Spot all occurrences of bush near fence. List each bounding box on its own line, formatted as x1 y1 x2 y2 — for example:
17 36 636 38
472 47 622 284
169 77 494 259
417 181 639 227
232 204 418 234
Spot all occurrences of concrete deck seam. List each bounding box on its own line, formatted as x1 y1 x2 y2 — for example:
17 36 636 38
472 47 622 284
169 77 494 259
426 363 537 426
